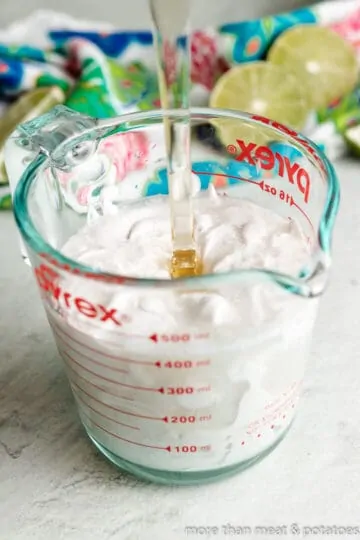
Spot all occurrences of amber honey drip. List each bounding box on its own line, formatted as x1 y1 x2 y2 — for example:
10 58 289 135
170 249 203 279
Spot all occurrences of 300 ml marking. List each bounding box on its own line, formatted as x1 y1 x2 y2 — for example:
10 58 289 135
166 385 211 395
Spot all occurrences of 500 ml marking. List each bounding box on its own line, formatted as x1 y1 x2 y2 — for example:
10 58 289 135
149 333 209 343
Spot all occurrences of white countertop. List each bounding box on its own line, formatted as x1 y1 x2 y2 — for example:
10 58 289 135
1 158 359 540
1 1 359 539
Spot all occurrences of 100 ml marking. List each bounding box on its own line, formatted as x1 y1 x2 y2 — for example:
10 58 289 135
173 444 211 453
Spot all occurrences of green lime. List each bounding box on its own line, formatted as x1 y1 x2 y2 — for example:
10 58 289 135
267 25 359 110
344 123 360 157
209 61 309 147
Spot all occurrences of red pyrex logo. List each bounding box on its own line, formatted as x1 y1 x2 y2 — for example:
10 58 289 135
228 138 311 204
34 263 127 326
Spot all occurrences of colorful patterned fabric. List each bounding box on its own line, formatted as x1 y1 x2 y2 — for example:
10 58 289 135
219 8 316 63
1 1 360 209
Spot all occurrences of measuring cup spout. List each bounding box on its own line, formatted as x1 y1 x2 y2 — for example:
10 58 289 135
300 253 332 298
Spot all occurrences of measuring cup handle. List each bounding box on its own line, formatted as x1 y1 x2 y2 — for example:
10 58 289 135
4 131 35 263
4 105 102 263
4 128 31 195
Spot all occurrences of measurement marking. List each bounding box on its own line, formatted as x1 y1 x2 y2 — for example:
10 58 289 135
53 330 129 376
49 316 155 343
149 332 209 344
51 320 208 350
197 385 211 393
259 181 315 231
193 171 260 186
199 414 212 422
150 333 189 343
50 320 158 366
290 198 314 231
62 350 163 393
156 360 211 368
72 379 167 422
63 360 134 402
195 171 315 232
172 444 211 453
72 386 139 430
81 410 171 451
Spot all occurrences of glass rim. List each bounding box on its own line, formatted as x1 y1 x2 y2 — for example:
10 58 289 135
13 106 340 294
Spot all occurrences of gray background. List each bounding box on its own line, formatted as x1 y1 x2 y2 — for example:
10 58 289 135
0 0 314 29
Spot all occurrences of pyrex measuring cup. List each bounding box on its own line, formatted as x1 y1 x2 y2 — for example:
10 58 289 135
4 106 339 485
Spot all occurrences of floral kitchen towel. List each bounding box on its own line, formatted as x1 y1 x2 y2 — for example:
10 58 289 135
0 0 360 209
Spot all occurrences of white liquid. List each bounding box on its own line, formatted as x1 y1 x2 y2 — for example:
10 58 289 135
46 189 318 473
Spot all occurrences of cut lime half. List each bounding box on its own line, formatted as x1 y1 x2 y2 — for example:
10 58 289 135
209 61 309 148
344 123 360 157
267 25 359 111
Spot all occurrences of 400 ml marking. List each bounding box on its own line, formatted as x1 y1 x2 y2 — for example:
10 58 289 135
228 138 311 204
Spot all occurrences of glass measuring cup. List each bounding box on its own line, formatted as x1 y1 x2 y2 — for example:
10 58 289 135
4 106 339 485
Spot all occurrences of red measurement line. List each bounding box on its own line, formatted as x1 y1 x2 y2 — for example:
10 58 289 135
48 315 148 342
194 171 260 186
81 410 171 451
62 350 162 393
72 386 139 431
72 378 167 422
50 320 157 366
195 170 315 232
291 199 314 232
54 329 129 376
64 359 134 402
